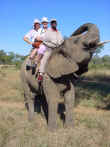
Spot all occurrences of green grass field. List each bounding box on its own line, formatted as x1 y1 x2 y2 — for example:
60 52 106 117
0 67 110 147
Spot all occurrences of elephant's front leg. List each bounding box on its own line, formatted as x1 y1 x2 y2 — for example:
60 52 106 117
64 82 75 128
43 76 59 131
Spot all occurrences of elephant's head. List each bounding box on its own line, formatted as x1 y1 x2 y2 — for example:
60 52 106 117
47 23 100 78
63 23 100 63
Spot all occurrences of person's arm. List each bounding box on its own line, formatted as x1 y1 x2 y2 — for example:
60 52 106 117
23 36 33 45
23 30 33 45
57 31 64 45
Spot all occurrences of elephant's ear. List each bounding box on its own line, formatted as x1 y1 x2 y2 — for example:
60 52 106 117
46 54 79 78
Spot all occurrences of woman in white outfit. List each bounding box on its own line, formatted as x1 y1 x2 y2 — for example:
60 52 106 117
23 19 41 67
24 19 41 45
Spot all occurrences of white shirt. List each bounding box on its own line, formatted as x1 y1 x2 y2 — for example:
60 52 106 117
24 29 42 43
38 28 48 38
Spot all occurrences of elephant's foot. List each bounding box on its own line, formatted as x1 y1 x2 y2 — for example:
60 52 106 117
48 116 58 131
28 111 34 122
48 122 58 132
48 110 58 131
65 114 74 128
64 122 74 129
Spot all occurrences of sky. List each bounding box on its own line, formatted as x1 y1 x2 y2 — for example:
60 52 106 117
0 0 110 56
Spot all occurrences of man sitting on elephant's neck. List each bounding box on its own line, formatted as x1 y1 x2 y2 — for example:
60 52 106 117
36 19 64 82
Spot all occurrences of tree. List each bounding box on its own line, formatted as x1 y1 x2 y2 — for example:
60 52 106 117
0 50 7 64
0 49 26 66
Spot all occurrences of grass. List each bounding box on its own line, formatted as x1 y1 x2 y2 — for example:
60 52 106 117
0 68 23 102
0 107 48 147
75 69 110 108
0 105 110 147
0 67 110 147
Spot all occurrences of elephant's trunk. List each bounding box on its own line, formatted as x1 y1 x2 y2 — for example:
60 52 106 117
71 23 100 48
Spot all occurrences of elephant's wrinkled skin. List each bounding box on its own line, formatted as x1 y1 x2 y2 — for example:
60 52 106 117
20 23 100 130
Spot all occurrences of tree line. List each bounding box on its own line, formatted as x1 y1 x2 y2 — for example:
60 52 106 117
0 49 110 69
0 50 26 68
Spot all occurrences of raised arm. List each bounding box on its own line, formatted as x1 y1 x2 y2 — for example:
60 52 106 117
23 36 33 45
23 30 33 45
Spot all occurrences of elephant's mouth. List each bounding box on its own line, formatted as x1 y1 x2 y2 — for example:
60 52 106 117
83 41 98 52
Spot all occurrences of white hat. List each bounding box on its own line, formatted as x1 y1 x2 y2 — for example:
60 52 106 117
33 19 41 24
50 18 57 23
41 17 49 23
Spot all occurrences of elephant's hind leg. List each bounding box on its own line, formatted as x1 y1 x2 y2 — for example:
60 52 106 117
64 82 75 128
28 98 35 121
22 82 35 121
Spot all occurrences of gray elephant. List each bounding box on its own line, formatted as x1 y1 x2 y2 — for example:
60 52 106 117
20 23 100 130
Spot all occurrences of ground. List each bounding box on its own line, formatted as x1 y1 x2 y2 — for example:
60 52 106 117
0 67 110 147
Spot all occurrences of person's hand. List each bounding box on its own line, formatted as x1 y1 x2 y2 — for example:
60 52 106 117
36 36 41 41
32 41 42 48
30 42 33 45
32 42 37 48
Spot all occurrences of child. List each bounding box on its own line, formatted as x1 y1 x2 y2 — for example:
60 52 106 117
30 17 49 67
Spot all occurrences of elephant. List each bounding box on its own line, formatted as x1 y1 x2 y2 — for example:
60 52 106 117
20 23 100 130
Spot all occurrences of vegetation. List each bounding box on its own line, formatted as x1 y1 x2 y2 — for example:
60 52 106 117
89 55 110 69
0 50 26 68
0 47 110 69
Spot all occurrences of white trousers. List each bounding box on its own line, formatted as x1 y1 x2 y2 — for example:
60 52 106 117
39 47 52 73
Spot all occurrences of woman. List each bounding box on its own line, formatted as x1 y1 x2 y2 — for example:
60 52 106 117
23 18 41 67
